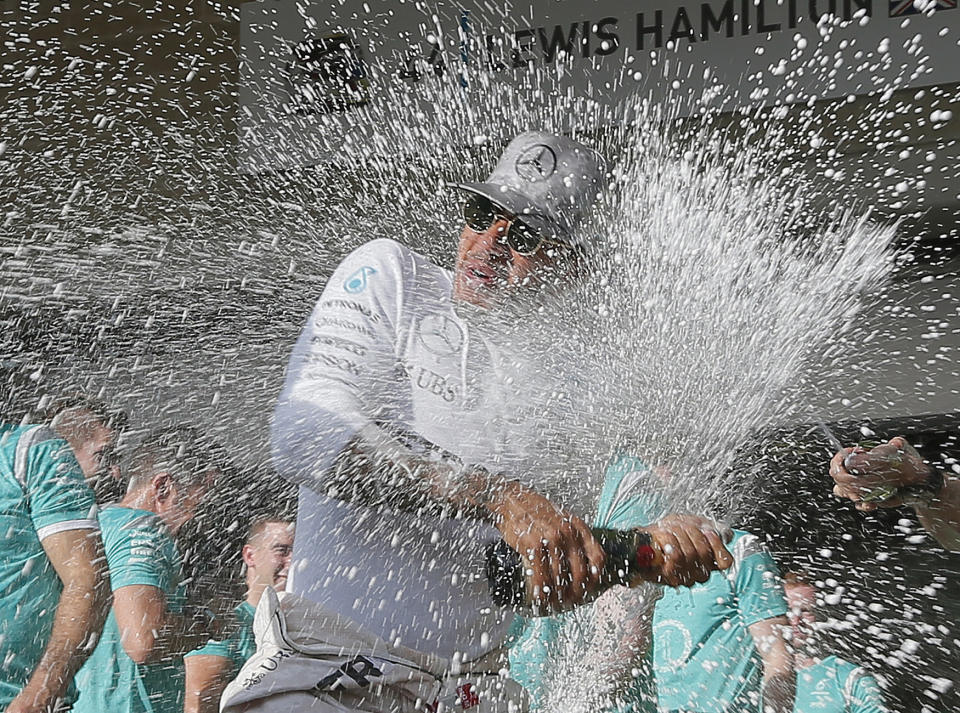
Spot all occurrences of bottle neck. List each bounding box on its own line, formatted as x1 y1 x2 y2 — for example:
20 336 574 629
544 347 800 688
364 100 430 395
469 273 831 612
594 528 656 578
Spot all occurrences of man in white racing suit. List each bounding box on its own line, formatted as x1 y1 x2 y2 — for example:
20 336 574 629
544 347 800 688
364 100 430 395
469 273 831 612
222 132 734 713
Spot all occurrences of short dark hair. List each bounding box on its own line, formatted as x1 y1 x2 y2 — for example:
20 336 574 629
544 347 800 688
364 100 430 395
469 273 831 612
125 424 225 492
246 513 294 545
46 394 128 434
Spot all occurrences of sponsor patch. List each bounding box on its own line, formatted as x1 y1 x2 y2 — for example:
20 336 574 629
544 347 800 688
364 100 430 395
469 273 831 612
343 266 377 294
320 299 381 322
418 314 464 355
311 656 383 693
457 683 481 709
311 334 368 357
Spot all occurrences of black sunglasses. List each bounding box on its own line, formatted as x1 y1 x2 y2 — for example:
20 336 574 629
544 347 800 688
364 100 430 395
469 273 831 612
461 194 563 256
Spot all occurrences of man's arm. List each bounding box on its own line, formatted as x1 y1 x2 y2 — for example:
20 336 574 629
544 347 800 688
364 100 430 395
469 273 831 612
184 653 233 713
327 425 733 609
112 585 221 665
831 437 960 551
748 616 795 713
911 476 960 551
6 529 110 713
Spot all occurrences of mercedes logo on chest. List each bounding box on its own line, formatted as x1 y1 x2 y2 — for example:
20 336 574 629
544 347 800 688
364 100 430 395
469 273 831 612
418 314 465 355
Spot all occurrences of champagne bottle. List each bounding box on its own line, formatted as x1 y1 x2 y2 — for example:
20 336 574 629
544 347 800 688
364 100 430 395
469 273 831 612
843 439 896 502
485 527 660 612
844 439 944 504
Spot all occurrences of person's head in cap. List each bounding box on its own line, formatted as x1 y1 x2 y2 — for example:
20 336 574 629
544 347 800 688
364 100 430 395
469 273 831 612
450 131 605 309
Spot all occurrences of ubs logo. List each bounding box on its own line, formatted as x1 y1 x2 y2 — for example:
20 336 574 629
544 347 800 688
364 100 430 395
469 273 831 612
413 366 457 403
418 314 464 355
515 144 557 182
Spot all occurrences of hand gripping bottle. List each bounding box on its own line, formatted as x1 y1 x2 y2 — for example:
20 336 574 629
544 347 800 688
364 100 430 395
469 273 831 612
485 527 660 613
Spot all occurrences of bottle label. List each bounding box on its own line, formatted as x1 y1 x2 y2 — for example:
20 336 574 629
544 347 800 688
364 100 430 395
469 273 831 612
635 543 656 569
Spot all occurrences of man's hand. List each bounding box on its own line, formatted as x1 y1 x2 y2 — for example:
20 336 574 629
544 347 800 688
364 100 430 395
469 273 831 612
638 514 734 587
487 481 606 613
830 436 931 511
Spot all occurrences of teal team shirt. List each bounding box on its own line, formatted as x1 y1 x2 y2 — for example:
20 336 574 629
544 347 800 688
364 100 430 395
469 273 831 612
510 455 788 713
606 456 789 713
509 455 663 712
73 505 188 713
0 424 99 708
652 528 787 713
185 600 257 678
794 657 886 713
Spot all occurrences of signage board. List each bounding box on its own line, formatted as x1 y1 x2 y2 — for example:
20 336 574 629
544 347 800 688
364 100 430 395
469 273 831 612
240 0 959 171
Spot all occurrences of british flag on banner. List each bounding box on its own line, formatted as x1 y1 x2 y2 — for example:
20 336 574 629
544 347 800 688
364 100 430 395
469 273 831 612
890 0 957 16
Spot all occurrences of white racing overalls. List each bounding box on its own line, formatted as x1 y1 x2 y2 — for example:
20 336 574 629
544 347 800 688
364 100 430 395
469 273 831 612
220 589 528 713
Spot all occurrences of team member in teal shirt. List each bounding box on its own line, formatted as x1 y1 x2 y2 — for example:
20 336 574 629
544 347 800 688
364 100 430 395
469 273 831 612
184 514 294 713
785 573 886 713
0 422 110 712
510 456 743 712
511 455 794 713
73 426 224 713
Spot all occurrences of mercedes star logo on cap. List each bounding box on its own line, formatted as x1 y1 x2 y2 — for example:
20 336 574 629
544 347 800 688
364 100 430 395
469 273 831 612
515 144 557 182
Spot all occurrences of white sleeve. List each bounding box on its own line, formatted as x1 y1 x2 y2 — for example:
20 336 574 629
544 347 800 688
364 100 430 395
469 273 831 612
271 239 408 488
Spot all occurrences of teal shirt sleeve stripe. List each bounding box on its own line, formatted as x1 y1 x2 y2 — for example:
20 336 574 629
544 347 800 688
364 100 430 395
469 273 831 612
732 544 788 626
185 639 233 660
21 427 98 534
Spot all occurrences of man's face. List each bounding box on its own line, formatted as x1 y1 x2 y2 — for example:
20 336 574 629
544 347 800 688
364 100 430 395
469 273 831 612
70 419 116 482
786 582 818 649
243 522 295 592
156 470 214 535
452 210 576 309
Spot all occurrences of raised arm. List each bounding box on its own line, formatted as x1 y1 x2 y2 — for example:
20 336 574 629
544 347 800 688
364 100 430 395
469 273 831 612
913 477 960 551
733 534 795 713
831 437 960 551
270 242 607 611
7 529 110 713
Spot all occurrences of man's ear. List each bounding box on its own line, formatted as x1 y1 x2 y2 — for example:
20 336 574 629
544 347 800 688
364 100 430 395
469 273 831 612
241 543 256 568
152 472 173 502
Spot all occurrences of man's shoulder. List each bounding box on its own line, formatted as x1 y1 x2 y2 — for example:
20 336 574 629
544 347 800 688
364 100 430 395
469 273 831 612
0 423 80 494
100 506 170 544
343 239 442 276
1 423 67 463
323 239 450 311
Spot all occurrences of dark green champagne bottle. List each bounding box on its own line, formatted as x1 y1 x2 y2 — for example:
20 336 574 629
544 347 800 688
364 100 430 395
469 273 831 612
485 527 658 612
